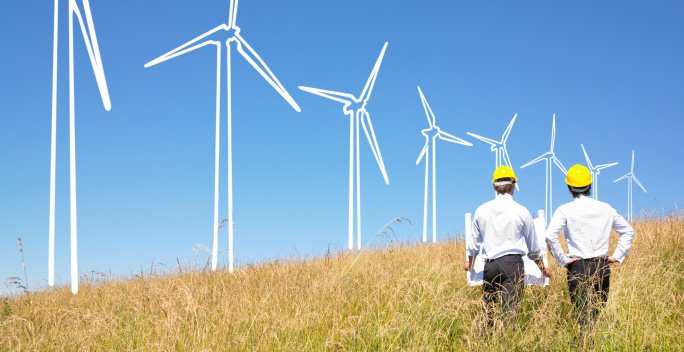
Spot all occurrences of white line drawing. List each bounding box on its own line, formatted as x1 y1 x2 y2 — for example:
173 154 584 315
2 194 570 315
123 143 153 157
299 42 390 250
415 87 471 243
467 114 519 190
613 150 646 222
581 144 618 200
49 0 112 294
145 0 301 273
465 211 549 287
520 115 567 224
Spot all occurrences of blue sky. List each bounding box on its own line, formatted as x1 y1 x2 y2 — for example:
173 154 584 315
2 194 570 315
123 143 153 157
1 1 682 293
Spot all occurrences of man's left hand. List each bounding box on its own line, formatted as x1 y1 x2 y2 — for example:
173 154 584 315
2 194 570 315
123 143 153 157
606 256 618 264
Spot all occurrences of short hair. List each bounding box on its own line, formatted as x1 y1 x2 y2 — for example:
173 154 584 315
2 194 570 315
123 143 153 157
568 184 591 198
494 178 516 195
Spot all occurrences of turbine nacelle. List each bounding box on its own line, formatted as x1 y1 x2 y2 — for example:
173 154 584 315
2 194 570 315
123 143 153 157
421 126 441 139
222 25 240 41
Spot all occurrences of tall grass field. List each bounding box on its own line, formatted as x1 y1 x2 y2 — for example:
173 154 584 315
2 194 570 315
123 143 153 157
2 212 683 351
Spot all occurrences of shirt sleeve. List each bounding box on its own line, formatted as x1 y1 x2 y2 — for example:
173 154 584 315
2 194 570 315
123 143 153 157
610 210 635 263
523 210 542 261
467 209 483 258
545 208 569 267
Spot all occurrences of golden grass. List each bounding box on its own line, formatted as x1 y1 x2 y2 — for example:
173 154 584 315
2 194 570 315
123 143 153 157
2 211 683 351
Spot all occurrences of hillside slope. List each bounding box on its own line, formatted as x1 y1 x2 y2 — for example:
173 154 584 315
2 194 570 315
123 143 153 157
2 213 683 351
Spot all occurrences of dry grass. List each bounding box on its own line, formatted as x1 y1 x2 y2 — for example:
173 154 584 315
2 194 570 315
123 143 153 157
1 212 683 351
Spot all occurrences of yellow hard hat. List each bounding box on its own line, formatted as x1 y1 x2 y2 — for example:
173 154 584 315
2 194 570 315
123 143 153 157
566 164 592 188
492 165 517 183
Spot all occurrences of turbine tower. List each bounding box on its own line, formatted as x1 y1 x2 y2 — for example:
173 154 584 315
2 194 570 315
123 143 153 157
613 150 646 221
520 115 567 225
145 0 300 273
467 114 519 190
581 144 618 200
299 43 390 250
415 87 471 243
49 0 112 294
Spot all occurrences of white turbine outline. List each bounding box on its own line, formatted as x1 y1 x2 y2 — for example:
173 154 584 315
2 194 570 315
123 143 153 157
581 144 618 200
145 0 301 273
467 114 519 190
520 114 567 225
49 0 112 294
613 150 646 222
299 42 390 250
415 86 471 243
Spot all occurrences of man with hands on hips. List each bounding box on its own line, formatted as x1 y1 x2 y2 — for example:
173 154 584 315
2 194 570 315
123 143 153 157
546 164 635 327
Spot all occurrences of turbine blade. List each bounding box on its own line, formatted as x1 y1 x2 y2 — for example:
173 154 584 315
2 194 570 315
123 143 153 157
72 0 111 110
552 157 567 175
466 132 499 147
360 42 388 103
502 148 513 168
417 86 434 128
144 25 226 68
613 174 630 183
520 153 548 169
229 0 239 27
299 86 354 105
235 33 301 112
551 114 556 152
438 131 472 146
631 150 635 173
581 144 593 170
416 140 429 165
501 114 517 143
361 110 389 184
632 175 647 193
595 162 618 170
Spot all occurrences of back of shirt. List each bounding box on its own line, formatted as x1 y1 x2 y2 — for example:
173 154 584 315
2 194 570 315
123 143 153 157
468 194 541 260
547 195 634 265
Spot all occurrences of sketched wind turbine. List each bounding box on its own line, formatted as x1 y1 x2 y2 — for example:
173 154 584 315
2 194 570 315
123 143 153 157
581 144 618 200
520 114 567 225
299 42 389 250
145 0 300 273
49 0 112 294
613 150 646 222
467 114 519 190
415 87 471 243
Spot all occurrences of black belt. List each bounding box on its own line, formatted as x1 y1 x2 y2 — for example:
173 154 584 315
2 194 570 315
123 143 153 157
484 254 523 263
577 257 607 262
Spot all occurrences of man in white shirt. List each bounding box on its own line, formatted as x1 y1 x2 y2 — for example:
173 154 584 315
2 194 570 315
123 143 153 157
546 164 635 327
464 166 549 329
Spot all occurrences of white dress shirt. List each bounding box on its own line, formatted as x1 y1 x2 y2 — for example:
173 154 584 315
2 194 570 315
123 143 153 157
467 193 542 261
546 195 635 267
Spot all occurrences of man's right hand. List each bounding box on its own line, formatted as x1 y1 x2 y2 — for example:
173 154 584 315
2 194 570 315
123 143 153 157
463 260 471 272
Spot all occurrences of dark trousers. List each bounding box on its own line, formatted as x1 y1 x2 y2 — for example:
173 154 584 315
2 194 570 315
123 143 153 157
482 254 524 329
567 258 611 326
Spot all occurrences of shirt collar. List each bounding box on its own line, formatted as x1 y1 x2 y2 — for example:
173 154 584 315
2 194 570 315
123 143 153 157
496 193 513 200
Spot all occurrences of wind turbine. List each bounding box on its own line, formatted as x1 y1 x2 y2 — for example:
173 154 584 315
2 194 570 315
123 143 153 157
145 0 300 273
415 86 471 243
520 115 567 225
467 114 519 190
49 0 112 294
581 144 618 200
613 150 646 222
299 42 390 250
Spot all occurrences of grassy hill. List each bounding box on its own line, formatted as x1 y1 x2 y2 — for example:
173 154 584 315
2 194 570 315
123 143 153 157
1 212 683 351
